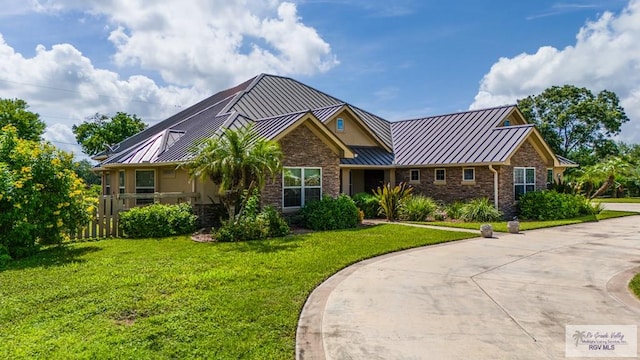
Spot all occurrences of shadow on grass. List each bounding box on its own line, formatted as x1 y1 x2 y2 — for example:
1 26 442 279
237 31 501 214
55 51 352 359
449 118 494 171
3 245 102 272
229 237 302 253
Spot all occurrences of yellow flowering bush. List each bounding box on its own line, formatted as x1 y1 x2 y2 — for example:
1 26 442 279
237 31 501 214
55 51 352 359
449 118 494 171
0 126 94 258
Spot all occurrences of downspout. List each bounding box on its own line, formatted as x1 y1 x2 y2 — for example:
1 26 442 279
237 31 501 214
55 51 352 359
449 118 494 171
488 165 499 210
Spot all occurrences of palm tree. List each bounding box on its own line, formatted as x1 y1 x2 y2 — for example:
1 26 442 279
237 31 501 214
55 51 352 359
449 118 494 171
581 156 631 199
184 125 283 224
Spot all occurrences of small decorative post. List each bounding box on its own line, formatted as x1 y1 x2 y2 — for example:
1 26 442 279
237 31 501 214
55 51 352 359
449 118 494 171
508 216 520 234
480 224 493 238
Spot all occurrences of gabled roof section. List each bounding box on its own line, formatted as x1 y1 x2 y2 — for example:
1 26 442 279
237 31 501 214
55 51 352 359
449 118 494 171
97 74 393 167
227 74 393 149
392 105 536 166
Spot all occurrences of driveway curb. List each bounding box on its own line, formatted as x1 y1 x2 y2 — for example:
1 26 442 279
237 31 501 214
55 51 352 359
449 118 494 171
606 265 640 314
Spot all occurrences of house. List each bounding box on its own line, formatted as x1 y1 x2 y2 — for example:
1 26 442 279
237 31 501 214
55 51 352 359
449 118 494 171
94 74 577 220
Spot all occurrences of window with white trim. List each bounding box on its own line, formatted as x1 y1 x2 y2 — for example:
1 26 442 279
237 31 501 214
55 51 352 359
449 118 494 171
410 169 420 182
463 168 475 181
336 118 344 132
546 168 553 186
119 170 125 194
135 170 155 205
514 167 536 200
283 167 322 209
435 168 446 182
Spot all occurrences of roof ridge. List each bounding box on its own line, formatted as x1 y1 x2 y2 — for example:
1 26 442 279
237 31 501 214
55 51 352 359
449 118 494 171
394 104 517 124
253 109 311 122
218 74 266 114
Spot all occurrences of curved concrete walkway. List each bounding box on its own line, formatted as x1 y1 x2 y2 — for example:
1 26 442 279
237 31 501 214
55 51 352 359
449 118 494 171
297 204 640 359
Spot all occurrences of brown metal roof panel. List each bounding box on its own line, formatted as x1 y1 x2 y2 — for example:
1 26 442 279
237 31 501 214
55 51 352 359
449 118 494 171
313 104 344 122
97 76 255 159
340 146 394 166
252 112 306 140
155 114 231 163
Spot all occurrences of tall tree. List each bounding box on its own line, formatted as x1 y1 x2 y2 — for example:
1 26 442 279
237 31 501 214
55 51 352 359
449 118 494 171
72 112 147 156
0 98 46 141
184 125 283 224
518 85 629 165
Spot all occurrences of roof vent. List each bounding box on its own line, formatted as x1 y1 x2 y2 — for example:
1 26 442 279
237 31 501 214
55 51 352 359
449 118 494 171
503 120 510 126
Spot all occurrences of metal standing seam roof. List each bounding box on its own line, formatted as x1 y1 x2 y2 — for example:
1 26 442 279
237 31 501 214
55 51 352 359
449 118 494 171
391 105 532 166
98 76 549 169
340 146 395 166
95 76 257 159
557 155 579 166
98 74 396 167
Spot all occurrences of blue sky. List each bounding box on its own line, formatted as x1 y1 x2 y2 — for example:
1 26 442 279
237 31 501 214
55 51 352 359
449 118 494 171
0 0 637 157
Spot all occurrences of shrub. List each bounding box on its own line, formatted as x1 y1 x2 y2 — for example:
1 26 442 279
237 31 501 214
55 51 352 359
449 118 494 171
0 126 93 258
460 198 503 222
399 196 438 221
120 203 198 238
300 194 360 231
0 244 11 269
260 206 290 238
213 192 289 242
372 182 413 221
351 192 380 219
445 201 465 220
517 190 595 220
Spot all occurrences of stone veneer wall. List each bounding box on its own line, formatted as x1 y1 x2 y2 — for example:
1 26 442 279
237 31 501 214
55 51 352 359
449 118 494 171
262 124 341 211
396 139 549 218
396 166 495 205
498 140 548 217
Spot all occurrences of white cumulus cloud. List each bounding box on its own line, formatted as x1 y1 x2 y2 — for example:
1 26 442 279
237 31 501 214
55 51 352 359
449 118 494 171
0 1 337 157
471 0 640 144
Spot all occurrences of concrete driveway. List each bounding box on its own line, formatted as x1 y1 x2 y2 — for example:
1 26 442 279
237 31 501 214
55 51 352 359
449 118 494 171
297 205 640 359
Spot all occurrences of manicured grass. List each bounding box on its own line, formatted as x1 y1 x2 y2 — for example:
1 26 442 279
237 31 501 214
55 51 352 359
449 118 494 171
419 210 639 232
0 225 474 359
592 197 640 203
629 273 640 300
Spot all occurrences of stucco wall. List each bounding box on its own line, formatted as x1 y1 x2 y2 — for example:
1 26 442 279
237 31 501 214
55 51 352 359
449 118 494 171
325 110 378 147
262 124 341 211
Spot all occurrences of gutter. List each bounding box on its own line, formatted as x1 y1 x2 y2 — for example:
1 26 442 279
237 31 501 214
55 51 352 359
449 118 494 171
488 165 499 210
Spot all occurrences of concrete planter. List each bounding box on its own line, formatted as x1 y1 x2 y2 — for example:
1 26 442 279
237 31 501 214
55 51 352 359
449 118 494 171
480 224 493 238
507 220 520 234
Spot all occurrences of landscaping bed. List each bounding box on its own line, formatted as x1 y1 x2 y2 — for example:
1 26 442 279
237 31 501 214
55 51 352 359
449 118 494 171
412 210 638 232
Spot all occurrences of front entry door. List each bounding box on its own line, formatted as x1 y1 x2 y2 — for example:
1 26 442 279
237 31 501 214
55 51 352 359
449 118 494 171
364 170 385 193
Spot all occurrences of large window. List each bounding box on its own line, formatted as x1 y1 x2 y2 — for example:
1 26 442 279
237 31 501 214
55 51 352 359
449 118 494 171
514 167 536 200
135 170 155 205
283 167 321 209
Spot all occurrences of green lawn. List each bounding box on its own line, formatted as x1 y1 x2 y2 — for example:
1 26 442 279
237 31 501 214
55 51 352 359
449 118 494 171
592 198 640 203
418 210 639 232
0 225 475 359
